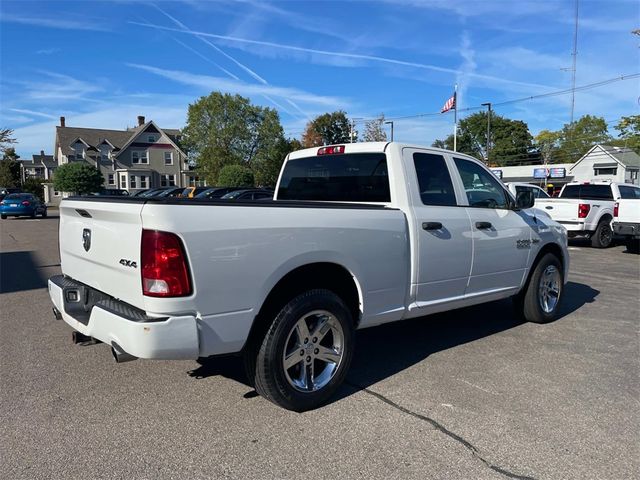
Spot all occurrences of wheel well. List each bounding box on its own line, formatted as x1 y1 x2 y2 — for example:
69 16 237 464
243 263 361 352
598 214 613 224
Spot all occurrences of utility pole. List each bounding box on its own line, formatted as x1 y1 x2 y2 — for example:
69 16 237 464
570 0 579 125
385 121 394 141
481 102 492 164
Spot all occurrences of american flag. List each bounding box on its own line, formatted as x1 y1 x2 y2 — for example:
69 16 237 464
441 92 456 113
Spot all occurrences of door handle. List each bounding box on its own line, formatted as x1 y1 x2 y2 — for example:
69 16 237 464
475 221 492 230
422 222 443 231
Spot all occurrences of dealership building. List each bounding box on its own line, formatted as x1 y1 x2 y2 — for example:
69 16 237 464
493 144 640 194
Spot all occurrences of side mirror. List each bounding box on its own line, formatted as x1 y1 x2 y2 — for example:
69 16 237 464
515 190 535 210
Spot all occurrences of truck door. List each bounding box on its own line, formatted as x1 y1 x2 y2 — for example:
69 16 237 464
403 149 473 306
452 157 531 294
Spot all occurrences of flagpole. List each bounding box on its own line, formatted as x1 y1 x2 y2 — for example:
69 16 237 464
453 84 458 152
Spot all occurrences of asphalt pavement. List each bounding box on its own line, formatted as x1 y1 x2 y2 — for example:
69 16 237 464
1 212 638 480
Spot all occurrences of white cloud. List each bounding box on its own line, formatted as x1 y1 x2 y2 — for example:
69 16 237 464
36 48 61 55
127 63 347 108
19 71 104 101
10 108 58 120
1 13 109 32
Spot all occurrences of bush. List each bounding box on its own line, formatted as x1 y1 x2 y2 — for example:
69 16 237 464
53 162 104 194
22 177 45 200
217 164 254 187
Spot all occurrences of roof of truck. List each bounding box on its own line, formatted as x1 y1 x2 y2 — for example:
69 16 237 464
287 142 466 160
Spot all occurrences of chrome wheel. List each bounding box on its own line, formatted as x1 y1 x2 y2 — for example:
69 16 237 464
282 310 345 392
538 265 561 314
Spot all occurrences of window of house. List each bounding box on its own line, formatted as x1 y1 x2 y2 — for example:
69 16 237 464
75 146 84 160
168 174 175 186
130 175 137 189
108 174 115 185
594 167 617 176
140 176 148 189
54 191 60 196
161 175 167 187
454 157 509 209
132 151 148 164
413 153 456 206
148 135 156 143
164 151 173 165
120 173 127 189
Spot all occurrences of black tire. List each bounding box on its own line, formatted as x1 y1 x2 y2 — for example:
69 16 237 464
626 239 640 254
519 253 563 324
0 214 6 220
41 209 47 218
247 289 354 411
591 220 613 248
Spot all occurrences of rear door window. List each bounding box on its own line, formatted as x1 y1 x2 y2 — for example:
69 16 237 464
412 153 456 206
278 153 390 202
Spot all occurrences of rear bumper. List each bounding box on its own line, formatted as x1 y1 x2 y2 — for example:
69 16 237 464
0 206 35 216
613 222 640 239
48 275 199 360
557 221 588 233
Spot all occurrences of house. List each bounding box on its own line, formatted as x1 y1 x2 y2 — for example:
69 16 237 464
568 144 640 185
18 150 56 180
53 115 193 196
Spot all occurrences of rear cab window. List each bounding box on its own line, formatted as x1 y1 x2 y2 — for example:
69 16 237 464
277 153 390 202
561 184 613 200
618 185 640 199
413 153 456 206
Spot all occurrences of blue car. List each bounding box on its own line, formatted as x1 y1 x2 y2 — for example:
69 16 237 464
0 193 47 219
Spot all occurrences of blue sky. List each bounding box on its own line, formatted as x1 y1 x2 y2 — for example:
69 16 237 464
1 0 639 158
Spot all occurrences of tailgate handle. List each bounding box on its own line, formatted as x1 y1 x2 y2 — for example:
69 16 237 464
475 221 492 230
76 209 92 218
422 222 443 231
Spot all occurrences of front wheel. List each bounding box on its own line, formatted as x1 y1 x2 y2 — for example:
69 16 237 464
247 289 355 411
0 214 6 220
517 253 564 324
591 220 613 248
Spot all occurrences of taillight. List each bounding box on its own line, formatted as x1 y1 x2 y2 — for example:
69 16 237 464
22 201 30 206
578 203 590 218
317 145 345 155
614 202 619 217
141 230 192 297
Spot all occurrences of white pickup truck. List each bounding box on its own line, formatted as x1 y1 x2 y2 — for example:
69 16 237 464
612 184 640 252
535 181 627 248
49 142 569 411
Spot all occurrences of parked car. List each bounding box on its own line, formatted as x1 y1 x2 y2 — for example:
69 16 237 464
134 188 168 198
612 184 640 253
535 181 625 248
180 187 209 198
154 187 184 198
505 182 550 200
90 189 129 196
1 193 47 219
194 187 243 199
49 142 568 411
220 188 274 200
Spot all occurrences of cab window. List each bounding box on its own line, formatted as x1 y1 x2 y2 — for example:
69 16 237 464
454 158 509 209
413 152 456 206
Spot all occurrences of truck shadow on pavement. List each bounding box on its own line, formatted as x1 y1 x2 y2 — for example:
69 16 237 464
0 251 48 294
189 281 599 405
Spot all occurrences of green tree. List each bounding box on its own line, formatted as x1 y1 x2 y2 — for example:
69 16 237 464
217 164 255 187
612 114 640 153
432 112 534 166
0 128 17 154
557 115 611 162
302 111 353 147
182 92 285 185
534 129 562 164
362 115 388 142
253 138 302 187
53 163 104 194
0 148 21 187
21 177 45 200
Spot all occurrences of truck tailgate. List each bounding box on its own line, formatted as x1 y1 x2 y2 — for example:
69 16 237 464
536 199 580 223
59 199 144 309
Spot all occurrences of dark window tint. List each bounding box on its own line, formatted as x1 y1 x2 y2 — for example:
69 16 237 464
413 153 456 206
618 185 640 199
5 193 29 200
454 158 509 209
253 192 273 200
278 153 390 202
560 184 613 200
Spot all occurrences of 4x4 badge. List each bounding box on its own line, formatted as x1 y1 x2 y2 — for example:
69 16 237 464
82 228 91 252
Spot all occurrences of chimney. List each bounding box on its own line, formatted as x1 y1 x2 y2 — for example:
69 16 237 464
40 150 45 156
60 116 66 127
137 115 145 126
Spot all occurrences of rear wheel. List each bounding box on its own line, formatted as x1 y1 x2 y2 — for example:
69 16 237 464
0 214 6 219
591 220 613 248
517 253 563 324
246 289 354 411
41 209 47 218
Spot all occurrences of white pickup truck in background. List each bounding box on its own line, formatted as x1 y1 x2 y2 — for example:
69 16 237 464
535 181 628 248
49 142 569 411
613 184 640 253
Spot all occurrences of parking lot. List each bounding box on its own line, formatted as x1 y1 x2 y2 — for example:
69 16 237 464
1 212 638 480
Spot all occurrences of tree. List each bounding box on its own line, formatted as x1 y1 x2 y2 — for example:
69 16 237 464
432 112 534 166
612 115 640 153
557 115 611 162
534 129 562 164
0 148 21 187
217 164 255 187
362 115 388 142
53 163 104 194
0 128 17 154
21 177 45 200
182 92 285 185
253 138 302 187
301 111 354 147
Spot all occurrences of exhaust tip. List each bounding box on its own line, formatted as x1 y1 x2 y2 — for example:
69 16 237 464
111 342 137 363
